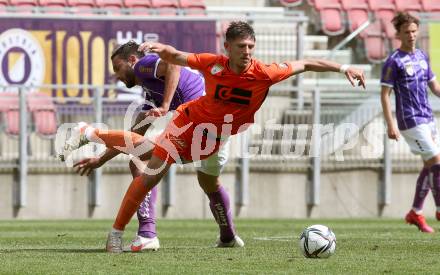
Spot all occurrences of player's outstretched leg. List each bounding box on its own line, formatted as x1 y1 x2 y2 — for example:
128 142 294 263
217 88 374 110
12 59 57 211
405 167 434 233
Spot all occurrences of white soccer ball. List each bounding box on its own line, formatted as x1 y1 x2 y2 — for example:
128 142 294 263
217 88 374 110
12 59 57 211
299 224 336 258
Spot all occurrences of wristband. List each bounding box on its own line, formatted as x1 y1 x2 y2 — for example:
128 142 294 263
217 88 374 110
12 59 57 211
339 64 350 73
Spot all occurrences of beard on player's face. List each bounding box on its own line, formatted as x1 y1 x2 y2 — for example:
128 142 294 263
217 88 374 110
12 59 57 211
123 68 136 88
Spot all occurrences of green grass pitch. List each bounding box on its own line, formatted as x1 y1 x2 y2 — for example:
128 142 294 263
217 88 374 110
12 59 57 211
1 219 440 274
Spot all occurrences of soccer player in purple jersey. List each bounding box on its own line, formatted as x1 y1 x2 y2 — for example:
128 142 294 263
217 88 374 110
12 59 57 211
381 12 440 233
72 41 243 251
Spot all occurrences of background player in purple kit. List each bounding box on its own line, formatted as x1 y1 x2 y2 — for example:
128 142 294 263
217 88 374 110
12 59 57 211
72 41 243 251
381 12 440 233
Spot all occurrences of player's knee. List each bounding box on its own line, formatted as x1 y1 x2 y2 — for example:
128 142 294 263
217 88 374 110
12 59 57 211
197 171 221 193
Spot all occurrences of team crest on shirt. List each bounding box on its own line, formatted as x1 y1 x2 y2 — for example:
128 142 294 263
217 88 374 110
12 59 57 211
210 64 224 75
405 63 415 76
419 60 428 70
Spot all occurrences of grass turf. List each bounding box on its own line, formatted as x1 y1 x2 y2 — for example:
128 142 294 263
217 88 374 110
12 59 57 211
0 219 439 274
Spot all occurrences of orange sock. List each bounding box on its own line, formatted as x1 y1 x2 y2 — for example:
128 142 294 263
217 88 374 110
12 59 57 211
95 129 144 148
113 176 151 231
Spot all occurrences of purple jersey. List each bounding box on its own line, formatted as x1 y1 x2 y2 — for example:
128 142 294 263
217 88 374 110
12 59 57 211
381 49 436 130
133 54 205 111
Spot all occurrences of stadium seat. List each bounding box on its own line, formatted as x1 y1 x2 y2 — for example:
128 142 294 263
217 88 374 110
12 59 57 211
367 0 396 40
27 92 58 138
314 0 345 36
151 0 178 16
361 21 389 63
0 92 20 137
279 0 303 7
95 0 123 14
9 0 37 13
394 0 422 13
179 0 206 16
67 0 95 14
123 0 151 15
340 0 370 32
0 0 9 12
421 0 440 12
38 0 67 14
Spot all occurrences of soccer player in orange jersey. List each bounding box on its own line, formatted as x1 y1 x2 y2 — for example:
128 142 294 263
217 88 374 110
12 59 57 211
63 21 366 252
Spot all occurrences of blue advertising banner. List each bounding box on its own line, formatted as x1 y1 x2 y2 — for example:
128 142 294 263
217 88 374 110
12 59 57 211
0 17 216 103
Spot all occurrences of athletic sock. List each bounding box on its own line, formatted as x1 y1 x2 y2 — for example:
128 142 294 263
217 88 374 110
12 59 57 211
113 176 151 231
430 164 440 207
412 167 430 211
207 186 235 243
137 187 158 238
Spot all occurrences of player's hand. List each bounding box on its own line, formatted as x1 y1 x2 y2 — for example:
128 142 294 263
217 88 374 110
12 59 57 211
73 157 103 176
148 106 169 117
138 42 166 54
387 126 400 141
345 67 366 89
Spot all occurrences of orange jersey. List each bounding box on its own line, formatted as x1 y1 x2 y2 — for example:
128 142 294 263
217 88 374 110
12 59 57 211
179 53 294 135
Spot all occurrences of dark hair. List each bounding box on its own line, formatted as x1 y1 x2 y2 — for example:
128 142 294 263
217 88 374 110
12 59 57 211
225 21 256 42
392 12 419 32
111 40 145 60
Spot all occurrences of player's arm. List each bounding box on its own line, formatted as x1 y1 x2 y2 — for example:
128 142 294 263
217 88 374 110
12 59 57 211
428 79 440 97
380 85 400 141
138 42 189 67
151 60 181 115
290 59 366 89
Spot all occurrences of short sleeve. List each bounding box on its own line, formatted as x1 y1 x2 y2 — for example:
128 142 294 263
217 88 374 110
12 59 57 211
380 57 397 88
263 62 294 84
187 53 218 72
427 59 436 82
134 55 160 80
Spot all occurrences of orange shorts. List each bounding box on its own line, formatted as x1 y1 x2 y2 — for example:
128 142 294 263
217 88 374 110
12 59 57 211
152 110 223 164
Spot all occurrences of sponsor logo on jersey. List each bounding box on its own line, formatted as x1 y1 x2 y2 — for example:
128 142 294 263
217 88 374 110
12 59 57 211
210 64 224 75
405 63 414 76
214 84 252 105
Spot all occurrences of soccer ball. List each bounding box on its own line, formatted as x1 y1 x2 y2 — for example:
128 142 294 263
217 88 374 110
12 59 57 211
299 224 336 258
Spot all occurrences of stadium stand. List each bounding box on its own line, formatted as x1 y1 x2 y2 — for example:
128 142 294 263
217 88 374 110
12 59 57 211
313 0 345 35
27 92 58 138
394 0 422 13
421 0 440 12
123 0 152 15
39 0 67 14
9 0 37 13
151 0 178 16
340 0 370 32
279 0 303 7
0 92 19 137
179 0 206 16
66 0 95 15
361 21 389 63
95 0 123 15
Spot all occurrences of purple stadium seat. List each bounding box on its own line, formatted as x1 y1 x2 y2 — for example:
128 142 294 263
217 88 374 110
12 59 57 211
95 0 123 14
27 92 57 138
9 0 37 13
151 0 178 16
280 0 303 7
67 0 95 14
421 0 440 12
38 0 67 14
314 0 345 35
0 92 19 136
179 0 206 15
340 0 370 32
394 0 422 13
124 0 151 15
361 21 389 63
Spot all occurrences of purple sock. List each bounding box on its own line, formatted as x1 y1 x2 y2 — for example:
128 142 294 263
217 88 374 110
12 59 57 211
430 164 440 207
412 167 430 211
207 185 235 243
137 186 157 238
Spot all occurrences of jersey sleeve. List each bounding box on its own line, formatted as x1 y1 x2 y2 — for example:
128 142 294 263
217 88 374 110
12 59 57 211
263 62 294 84
186 53 218 72
380 57 397 88
427 59 436 82
134 55 160 80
